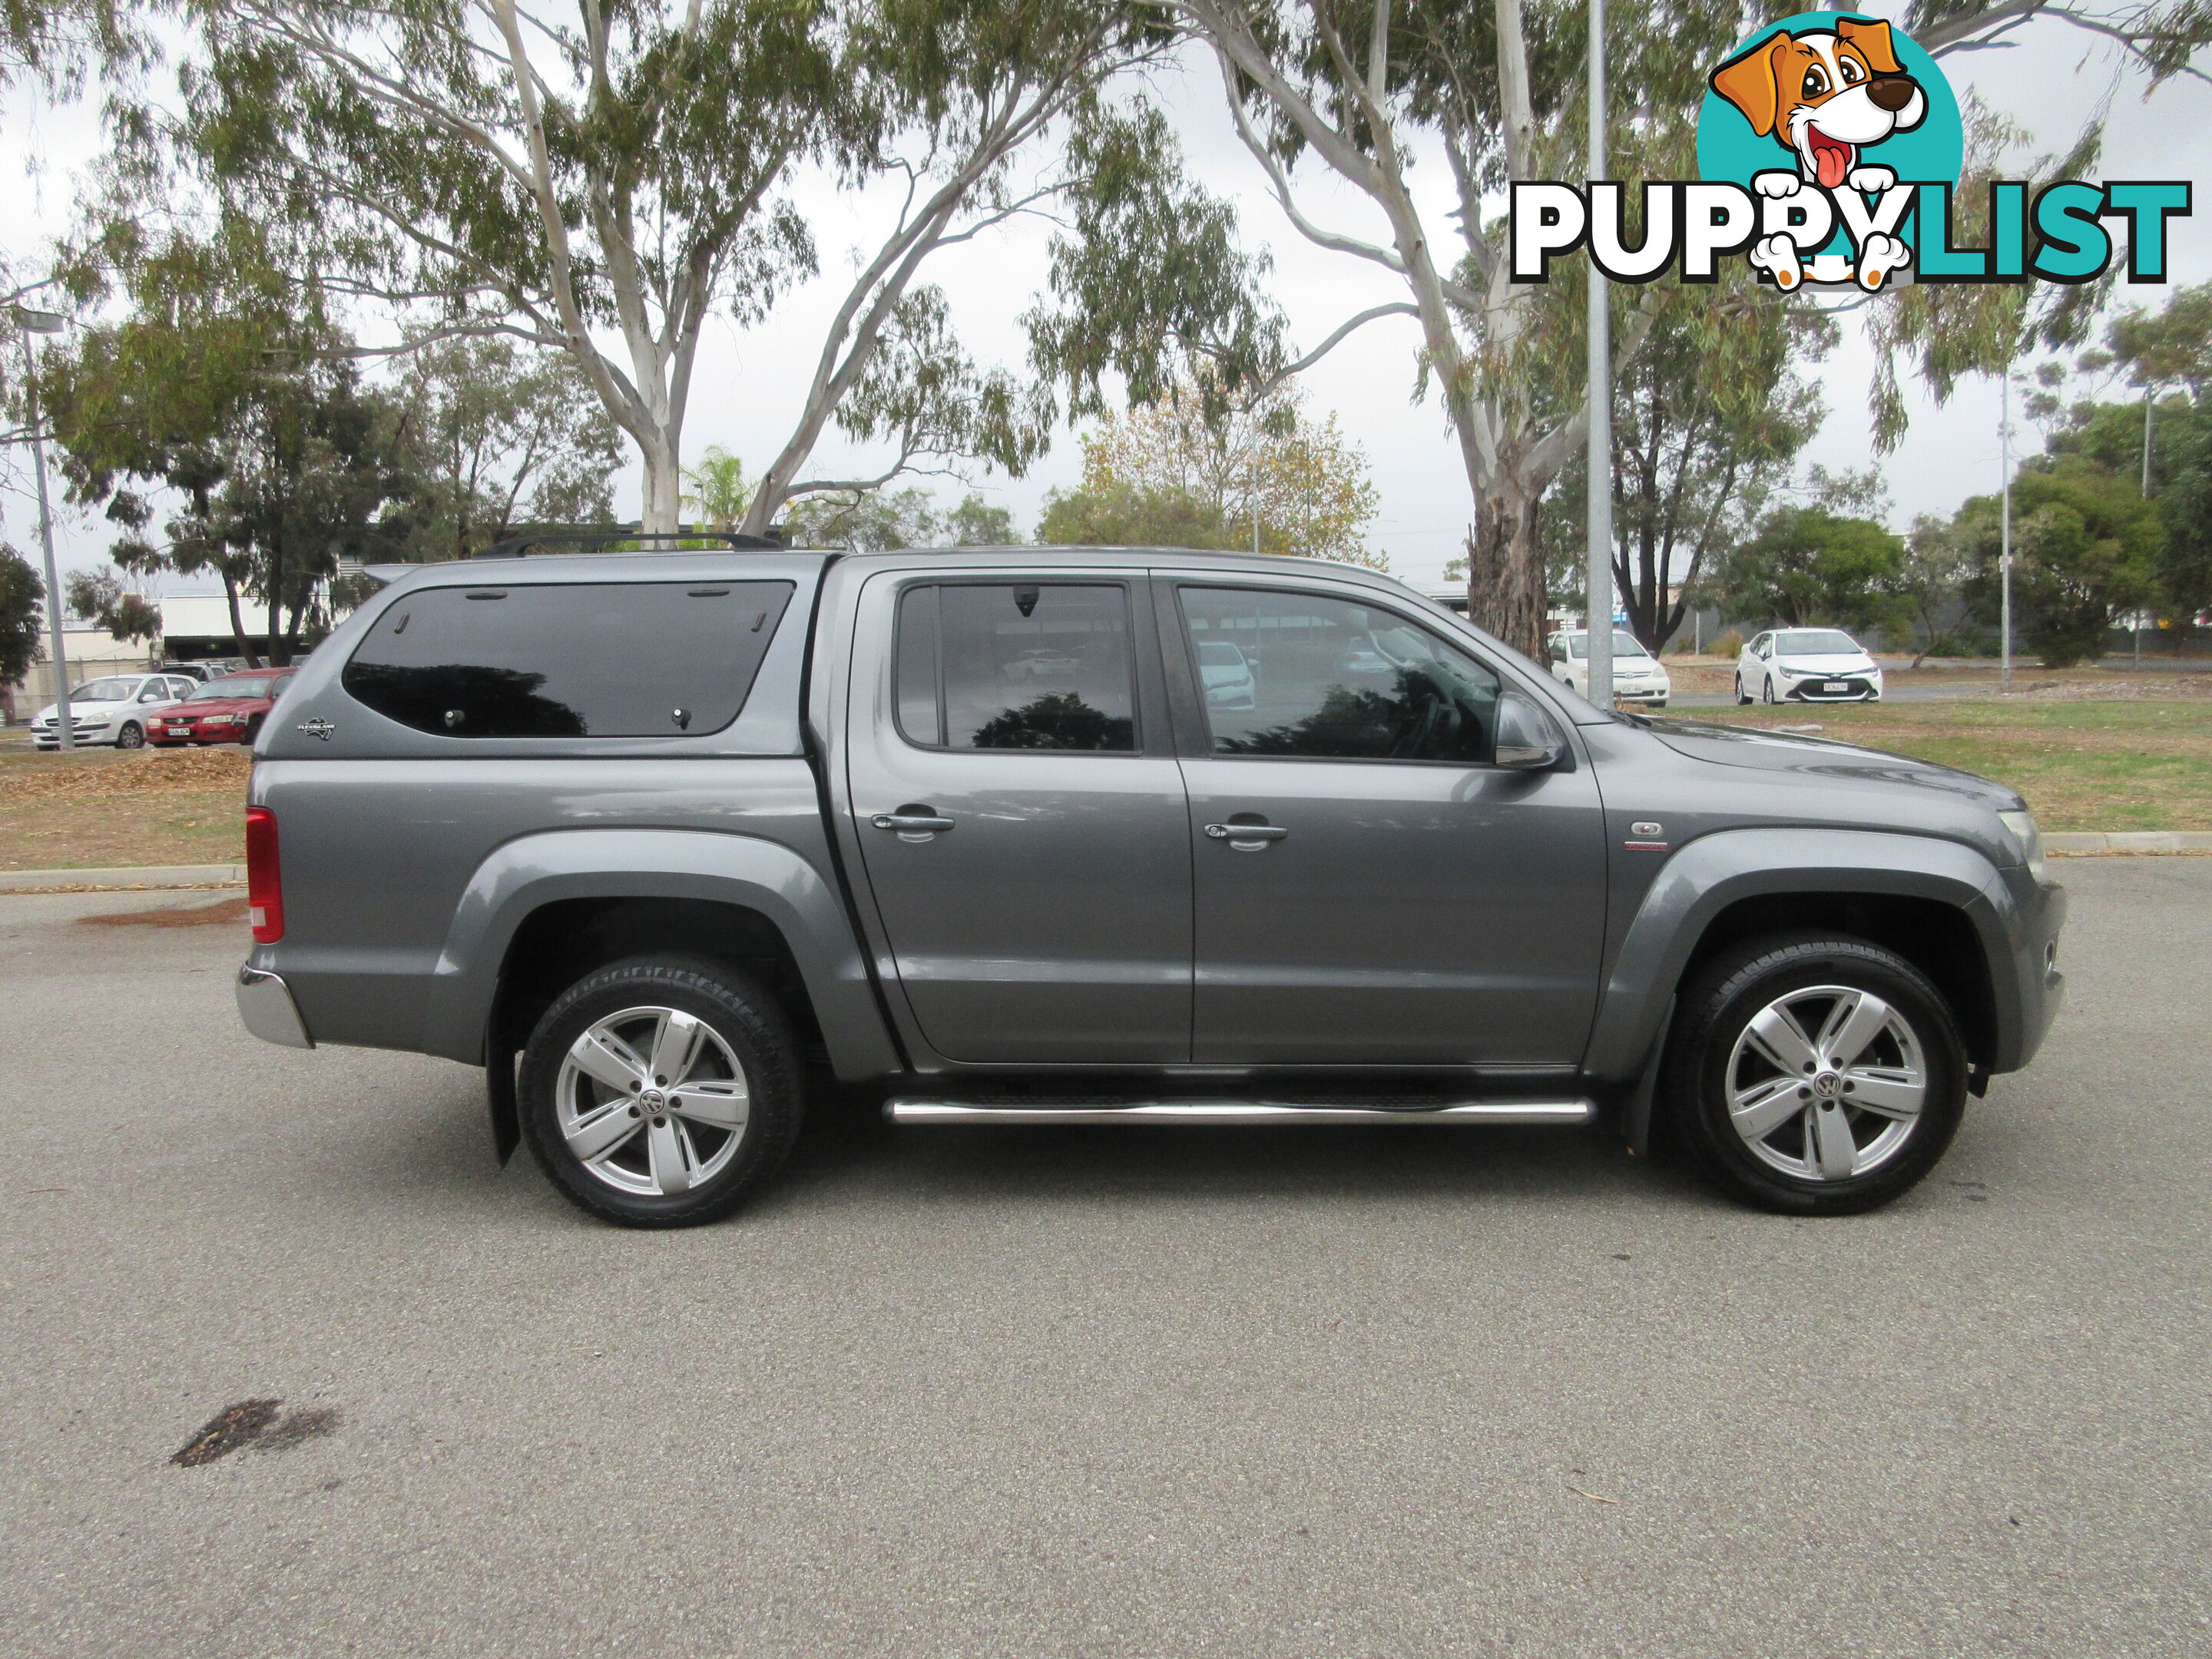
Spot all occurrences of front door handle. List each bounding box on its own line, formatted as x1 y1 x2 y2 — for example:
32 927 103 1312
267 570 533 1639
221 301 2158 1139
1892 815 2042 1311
873 809 955 835
1204 821 1290 850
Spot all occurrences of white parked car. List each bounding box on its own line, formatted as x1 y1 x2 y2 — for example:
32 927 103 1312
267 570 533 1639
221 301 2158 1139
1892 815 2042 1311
30 672 197 751
1736 628 1885 704
1546 630 1671 707
1197 640 1257 710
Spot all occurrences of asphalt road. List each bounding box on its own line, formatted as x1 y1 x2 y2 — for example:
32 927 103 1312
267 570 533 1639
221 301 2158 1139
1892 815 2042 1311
2 862 2208 1657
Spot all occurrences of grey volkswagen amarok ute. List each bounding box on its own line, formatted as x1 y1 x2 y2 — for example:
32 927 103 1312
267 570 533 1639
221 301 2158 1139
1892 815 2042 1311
235 537 2065 1227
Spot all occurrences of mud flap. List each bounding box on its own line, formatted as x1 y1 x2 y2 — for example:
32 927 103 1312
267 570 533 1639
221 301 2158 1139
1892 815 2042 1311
1621 997 1675 1157
487 1045 521 1166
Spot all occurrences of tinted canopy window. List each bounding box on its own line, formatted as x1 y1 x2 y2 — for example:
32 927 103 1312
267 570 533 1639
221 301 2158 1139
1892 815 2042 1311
895 583 1136 752
1181 587 1500 763
344 581 792 738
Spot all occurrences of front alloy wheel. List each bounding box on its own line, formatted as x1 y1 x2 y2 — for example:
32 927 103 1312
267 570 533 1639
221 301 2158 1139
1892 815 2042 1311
1725 984 1926 1181
1664 933 1967 1214
518 955 803 1227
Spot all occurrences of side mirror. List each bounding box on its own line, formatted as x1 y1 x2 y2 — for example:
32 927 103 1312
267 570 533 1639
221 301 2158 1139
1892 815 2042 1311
1495 692 1568 770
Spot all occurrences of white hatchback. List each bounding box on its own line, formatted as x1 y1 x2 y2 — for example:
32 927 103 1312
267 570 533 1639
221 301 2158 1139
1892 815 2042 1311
31 672 197 751
1736 628 1885 704
1547 630 1671 707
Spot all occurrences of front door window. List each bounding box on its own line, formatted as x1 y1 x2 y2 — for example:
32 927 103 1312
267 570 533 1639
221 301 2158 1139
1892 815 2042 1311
1181 587 1500 763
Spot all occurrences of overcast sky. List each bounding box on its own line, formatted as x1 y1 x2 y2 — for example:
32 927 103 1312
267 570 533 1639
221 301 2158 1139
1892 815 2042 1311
3 7 2205 600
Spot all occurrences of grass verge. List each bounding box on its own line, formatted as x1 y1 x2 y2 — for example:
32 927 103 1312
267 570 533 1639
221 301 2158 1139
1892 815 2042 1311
1690 701 2212 830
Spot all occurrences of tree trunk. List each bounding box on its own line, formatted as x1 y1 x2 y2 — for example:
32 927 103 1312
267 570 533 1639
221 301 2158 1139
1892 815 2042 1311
1464 490 1548 661
223 574 261 670
639 431 682 536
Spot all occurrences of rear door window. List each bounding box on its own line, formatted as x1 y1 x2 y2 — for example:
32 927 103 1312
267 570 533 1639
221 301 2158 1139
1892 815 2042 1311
893 582 1137 752
343 581 793 738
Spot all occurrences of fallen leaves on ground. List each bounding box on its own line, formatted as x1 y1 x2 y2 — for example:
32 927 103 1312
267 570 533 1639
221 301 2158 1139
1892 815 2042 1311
0 746 252 803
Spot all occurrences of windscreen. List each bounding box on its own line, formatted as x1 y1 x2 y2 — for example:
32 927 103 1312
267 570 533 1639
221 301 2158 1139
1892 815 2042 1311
1776 630 1862 655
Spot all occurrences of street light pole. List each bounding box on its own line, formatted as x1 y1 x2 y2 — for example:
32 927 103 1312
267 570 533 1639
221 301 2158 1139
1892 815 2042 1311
1998 371 2014 692
1584 0 1612 707
16 309 71 749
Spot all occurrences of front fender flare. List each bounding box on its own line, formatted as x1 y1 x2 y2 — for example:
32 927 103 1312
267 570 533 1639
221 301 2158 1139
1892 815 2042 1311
420 826 899 1079
1584 827 2012 1084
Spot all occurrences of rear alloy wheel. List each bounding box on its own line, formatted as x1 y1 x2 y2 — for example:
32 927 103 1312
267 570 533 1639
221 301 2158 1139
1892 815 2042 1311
1735 675 1751 706
116 721 145 750
1664 934 1967 1214
518 955 802 1227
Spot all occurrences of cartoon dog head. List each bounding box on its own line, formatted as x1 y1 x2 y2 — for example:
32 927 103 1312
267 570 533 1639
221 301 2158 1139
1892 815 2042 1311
1710 17 1926 191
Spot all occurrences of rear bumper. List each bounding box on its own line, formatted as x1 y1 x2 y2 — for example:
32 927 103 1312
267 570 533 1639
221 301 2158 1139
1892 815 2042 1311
236 965 315 1049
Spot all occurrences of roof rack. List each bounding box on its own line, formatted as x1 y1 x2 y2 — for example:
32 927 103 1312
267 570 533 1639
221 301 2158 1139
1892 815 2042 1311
472 528 786 559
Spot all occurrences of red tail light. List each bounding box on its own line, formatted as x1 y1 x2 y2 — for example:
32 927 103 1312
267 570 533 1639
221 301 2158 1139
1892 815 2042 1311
246 805 283 942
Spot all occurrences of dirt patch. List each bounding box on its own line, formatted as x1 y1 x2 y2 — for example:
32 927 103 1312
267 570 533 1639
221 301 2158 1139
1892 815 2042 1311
2001 675 2212 701
78 895 250 928
171 1399 341 1466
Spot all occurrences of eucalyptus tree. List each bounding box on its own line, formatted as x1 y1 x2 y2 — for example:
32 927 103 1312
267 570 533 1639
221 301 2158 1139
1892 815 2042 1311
1545 272 1830 653
157 1 1206 536
387 336 621 561
40 227 417 664
1161 0 2212 656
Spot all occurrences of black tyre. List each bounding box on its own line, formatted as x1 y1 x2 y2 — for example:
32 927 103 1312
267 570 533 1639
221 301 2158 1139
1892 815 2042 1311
116 721 145 750
1760 675 1776 704
1734 675 1751 706
518 955 803 1228
1662 933 1967 1215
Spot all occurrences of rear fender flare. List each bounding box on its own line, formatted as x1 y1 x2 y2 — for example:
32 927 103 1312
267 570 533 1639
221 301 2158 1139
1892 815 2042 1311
422 827 899 1078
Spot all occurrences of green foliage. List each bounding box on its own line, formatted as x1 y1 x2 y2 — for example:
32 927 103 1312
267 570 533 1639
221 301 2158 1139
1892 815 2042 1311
382 338 619 563
1038 483 1234 552
784 486 1017 552
1025 101 1284 426
1037 376 1381 568
2148 396 2212 623
64 566 158 643
1548 270 1830 651
1893 515 1975 664
683 448 750 532
40 227 416 664
1719 505 1906 631
1949 464 2163 667
0 544 44 687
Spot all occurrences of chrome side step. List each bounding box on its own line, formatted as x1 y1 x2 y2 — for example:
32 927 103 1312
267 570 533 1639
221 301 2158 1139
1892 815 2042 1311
886 1098 1594 1127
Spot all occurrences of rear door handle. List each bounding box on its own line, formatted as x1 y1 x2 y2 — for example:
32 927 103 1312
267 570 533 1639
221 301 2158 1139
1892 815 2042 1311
1204 822 1290 849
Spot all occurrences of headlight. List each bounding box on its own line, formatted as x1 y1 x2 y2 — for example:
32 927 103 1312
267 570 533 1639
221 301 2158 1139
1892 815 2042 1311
1997 809 2045 881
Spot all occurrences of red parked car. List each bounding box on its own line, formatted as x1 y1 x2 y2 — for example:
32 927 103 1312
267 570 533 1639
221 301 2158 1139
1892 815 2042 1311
147 670 297 746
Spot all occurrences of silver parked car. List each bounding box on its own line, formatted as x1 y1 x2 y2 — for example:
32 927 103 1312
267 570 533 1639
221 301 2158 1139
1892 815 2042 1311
236 538 2064 1228
31 672 197 750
